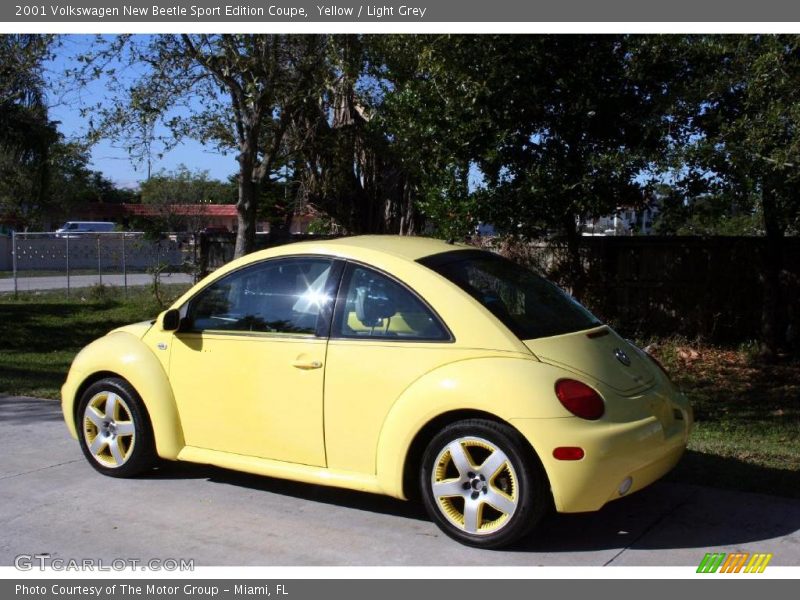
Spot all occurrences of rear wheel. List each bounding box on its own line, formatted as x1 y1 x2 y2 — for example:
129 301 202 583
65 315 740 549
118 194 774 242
77 378 156 478
420 419 549 548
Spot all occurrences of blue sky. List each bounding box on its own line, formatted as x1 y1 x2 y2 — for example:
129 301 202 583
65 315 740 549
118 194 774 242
43 35 485 194
44 35 237 189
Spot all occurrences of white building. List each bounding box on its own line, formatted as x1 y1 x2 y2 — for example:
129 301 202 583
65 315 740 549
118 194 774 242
579 200 660 236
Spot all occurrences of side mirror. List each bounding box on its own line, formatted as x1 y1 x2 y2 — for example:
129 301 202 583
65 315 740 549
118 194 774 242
162 308 181 332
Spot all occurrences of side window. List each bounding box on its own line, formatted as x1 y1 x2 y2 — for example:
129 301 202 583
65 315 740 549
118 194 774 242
333 265 449 341
186 257 333 335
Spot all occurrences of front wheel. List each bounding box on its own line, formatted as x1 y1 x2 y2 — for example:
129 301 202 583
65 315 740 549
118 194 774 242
420 419 549 548
77 378 156 478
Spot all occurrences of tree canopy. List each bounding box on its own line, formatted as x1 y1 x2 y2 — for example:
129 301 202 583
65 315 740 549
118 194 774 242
0 34 57 224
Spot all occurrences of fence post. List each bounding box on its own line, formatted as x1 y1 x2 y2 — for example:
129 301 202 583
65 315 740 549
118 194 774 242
122 232 127 297
96 235 102 286
65 235 70 298
11 230 17 298
193 232 198 283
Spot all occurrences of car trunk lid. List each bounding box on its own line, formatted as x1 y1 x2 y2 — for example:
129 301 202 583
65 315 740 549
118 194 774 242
523 326 655 395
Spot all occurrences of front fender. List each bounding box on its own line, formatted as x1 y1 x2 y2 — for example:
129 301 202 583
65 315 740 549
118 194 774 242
374 356 572 498
61 332 184 459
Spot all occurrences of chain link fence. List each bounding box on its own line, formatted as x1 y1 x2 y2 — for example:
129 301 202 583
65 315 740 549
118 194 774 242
2 232 196 296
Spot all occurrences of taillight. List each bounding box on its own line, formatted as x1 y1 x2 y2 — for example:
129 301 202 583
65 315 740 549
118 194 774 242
554 379 605 420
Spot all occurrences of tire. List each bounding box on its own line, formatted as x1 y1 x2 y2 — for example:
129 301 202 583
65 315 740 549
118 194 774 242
420 419 549 549
76 378 156 478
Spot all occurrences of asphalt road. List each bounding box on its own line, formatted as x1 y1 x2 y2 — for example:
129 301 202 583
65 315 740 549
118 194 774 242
0 273 193 293
2 395 799 567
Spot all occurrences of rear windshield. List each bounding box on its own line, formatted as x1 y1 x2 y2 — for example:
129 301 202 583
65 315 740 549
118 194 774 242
419 250 600 340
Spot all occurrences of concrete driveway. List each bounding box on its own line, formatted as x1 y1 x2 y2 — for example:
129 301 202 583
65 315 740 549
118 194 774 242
1 395 799 567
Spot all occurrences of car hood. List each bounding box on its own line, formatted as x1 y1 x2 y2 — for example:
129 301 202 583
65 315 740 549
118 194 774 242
108 320 153 339
523 326 655 395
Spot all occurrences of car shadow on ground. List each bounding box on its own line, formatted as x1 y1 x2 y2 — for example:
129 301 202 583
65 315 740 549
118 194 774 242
150 460 428 521
666 449 800 501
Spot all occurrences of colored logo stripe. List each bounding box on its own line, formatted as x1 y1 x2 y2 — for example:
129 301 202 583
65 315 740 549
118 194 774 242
720 553 748 573
745 553 773 573
697 552 772 573
697 553 726 573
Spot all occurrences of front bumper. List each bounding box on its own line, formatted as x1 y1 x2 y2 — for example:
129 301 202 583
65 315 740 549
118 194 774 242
60 366 85 441
511 391 692 513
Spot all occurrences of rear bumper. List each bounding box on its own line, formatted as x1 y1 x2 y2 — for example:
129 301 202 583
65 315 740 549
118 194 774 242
511 392 692 513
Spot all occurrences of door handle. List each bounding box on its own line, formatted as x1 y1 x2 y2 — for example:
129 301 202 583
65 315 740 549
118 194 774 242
292 359 323 370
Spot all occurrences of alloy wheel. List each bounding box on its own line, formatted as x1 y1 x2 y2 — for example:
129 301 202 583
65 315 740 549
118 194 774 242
430 436 519 535
82 391 136 468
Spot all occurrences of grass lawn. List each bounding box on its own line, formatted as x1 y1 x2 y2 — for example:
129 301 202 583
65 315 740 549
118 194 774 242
1 287 798 499
646 339 800 499
0 284 189 398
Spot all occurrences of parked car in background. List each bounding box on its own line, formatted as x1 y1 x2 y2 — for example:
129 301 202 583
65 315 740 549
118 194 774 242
55 221 117 238
61 236 692 548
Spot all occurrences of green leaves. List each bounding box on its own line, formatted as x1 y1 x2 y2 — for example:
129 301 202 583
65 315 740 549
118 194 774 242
663 35 800 236
0 35 60 223
373 35 672 238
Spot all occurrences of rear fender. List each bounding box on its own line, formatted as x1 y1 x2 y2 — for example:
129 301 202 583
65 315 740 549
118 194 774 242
375 357 571 498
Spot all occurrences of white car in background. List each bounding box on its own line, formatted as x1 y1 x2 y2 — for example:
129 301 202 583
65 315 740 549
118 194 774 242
55 221 117 238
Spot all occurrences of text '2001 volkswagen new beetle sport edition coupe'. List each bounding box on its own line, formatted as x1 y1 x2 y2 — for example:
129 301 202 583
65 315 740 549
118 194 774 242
62 236 692 548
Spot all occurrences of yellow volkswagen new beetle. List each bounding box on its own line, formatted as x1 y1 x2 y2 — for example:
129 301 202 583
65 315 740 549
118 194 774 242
62 236 691 548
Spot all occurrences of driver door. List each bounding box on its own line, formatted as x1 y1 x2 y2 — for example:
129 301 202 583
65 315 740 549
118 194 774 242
168 256 338 467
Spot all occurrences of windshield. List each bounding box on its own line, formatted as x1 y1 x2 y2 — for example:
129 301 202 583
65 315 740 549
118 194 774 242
419 250 600 340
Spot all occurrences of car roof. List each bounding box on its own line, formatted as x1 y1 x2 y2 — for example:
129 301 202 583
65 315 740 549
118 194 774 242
290 235 471 262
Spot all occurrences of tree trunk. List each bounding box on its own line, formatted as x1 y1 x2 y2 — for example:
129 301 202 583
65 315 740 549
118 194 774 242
398 180 417 235
759 183 786 361
234 167 258 259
